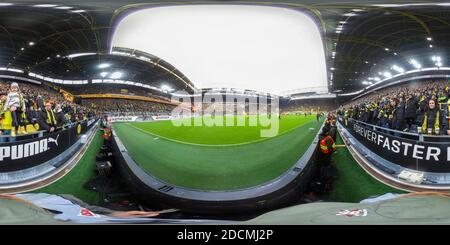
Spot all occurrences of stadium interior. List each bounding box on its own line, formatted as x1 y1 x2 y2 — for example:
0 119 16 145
0 0 450 224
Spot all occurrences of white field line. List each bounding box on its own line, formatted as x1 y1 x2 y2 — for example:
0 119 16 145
122 120 317 147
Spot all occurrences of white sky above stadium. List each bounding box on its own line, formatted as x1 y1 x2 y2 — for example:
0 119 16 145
111 5 328 94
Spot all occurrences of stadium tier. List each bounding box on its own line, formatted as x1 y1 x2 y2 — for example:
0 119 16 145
0 1 449 226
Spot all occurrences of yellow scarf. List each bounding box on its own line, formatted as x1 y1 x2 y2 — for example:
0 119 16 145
422 110 440 134
46 109 57 126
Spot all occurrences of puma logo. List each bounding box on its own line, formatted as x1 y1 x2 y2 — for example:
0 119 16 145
48 134 60 146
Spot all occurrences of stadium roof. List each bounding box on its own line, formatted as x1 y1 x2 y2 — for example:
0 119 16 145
1 1 450 94
31 47 195 92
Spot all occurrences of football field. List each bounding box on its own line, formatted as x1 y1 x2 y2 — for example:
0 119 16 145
114 115 322 191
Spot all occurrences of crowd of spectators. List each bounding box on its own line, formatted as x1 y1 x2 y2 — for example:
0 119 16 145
1 81 66 105
0 81 94 141
338 80 449 135
282 99 336 115
58 84 172 102
198 102 272 116
82 99 175 116
1 81 181 139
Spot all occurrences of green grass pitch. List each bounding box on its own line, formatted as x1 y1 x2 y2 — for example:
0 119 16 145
114 115 322 191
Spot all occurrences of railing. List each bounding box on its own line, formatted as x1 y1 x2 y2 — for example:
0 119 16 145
0 130 44 141
104 112 171 117
0 118 97 173
0 119 95 142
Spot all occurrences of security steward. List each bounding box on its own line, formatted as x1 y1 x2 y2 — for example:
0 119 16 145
319 124 337 170
38 102 57 133
329 117 338 141
310 123 338 196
